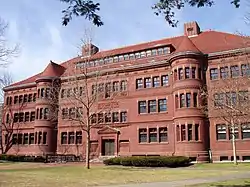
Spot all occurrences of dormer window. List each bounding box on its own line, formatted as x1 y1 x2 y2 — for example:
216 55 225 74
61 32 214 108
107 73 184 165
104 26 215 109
114 56 118 62
129 54 135 60
118 55 124 61
146 50 152 56
135 53 140 59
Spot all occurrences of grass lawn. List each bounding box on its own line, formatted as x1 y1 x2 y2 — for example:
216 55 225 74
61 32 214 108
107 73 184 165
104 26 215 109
0 162 250 187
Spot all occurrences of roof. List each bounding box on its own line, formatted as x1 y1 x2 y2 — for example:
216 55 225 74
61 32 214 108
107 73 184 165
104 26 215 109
6 28 250 89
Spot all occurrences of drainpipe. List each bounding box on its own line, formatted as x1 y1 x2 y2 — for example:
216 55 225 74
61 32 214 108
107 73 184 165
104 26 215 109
172 122 176 156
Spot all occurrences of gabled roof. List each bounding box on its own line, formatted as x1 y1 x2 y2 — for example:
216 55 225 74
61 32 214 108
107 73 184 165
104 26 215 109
174 36 201 54
38 61 66 78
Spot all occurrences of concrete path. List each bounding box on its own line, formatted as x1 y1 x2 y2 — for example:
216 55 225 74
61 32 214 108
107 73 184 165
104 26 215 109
101 172 250 187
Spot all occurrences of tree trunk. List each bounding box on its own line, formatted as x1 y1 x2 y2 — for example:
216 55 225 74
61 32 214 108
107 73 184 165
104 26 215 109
85 131 90 169
231 123 238 165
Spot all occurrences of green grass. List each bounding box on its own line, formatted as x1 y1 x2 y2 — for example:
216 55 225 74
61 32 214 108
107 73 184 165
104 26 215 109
190 178 250 187
0 163 250 187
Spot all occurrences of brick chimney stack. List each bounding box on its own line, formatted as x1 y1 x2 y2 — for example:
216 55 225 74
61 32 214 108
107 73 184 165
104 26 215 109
184 21 201 37
82 43 99 57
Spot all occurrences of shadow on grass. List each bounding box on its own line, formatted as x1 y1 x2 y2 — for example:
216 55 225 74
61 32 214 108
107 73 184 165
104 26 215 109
214 184 250 187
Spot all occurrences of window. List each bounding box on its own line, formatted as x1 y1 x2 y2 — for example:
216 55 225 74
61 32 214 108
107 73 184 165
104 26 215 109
113 81 119 92
92 85 97 95
146 50 152 56
139 129 147 143
144 77 151 88
129 54 135 60
226 92 237 106
19 112 24 122
148 100 157 113
120 111 127 122
76 131 82 144
158 48 163 55
28 94 32 102
43 132 47 144
195 124 199 141
98 113 104 123
14 113 18 123
231 65 240 78
45 88 50 98
98 83 104 93
138 101 147 114
181 125 186 141
152 76 160 87
161 75 169 86
158 98 167 112
24 94 28 102
33 93 36 102
124 54 129 60
43 108 49 120
18 133 23 144
241 64 250 76
214 93 224 107
24 112 30 122
61 132 67 144
120 80 127 91
12 134 17 145
210 68 218 80
185 67 190 79
29 133 34 144
178 68 184 80
91 114 97 124
220 66 229 79
19 95 23 103
35 132 37 144
40 88 45 98
216 124 227 140
149 128 157 142
180 94 185 108
68 132 75 144
136 78 143 89
105 112 112 123
242 123 250 139
39 108 43 119
193 93 198 107
112 112 119 123
105 82 112 98
152 49 157 56
114 56 118 62
38 132 42 144
23 133 29 144
229 126 239 140
140 51 146 58
186 93 191 108
62 108 68 119
135 53 140 59
159 127 168 142
198 68 201 79
163 47 170 54
118 55 124 61
14 96 18 104
69 108 75 119
188 124 192 141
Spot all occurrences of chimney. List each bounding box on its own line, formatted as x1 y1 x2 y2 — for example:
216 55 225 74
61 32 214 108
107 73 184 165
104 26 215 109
82 43 99 57
184 21 201 37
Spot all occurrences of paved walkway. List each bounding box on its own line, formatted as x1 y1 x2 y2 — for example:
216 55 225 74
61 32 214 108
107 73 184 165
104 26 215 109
101 171 250 187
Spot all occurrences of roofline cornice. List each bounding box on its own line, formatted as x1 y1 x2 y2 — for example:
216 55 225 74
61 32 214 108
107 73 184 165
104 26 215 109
208 47 250 59
168 51 204 62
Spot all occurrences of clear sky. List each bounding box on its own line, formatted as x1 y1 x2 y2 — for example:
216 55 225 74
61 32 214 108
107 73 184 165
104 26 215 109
0 0 249 83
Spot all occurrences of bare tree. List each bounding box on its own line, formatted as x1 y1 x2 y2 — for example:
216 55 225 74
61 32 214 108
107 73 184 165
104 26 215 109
0 18 19 66
201 57 250 165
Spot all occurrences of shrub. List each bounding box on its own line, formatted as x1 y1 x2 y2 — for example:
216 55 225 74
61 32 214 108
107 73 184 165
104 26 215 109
0 154 46 163
103 156 191 168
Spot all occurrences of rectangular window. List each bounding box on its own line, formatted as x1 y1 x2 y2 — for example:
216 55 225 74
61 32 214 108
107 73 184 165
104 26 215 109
192 67 196 78
28 94 32 102
120 80 127 91
188 124 192 141
23 133 29 144
19 112 24 122
136 78 143 89
24 112 30 122
120 111 127 122
241 64 250 76
229 126 239 140
98 113 104 123
68 132 75 144
23 94 28 102
152 76 160 87
105 82 112 98
17 133 23 144
148 100 157 113
92 85 97 95
149 128 157 142
139 128 147 143
178 68 184 80
91 114 97 124
163 47 170 54
214 93 224 107
181 125 186 141
158 98 167 112
113 81 119 92
138 101 147 114
198 68 201 79
129 54 135 60
14 96 18 104
76 131 82 144
159 127 168 142
33 93 36 102
144 77 151 88
231 65 240 78
220 66 229 79
112 112 119 123
185 67 190 79
226 92 237 106
158 48 163 55
61 132 67 144
180 94 185 108
124 54 129 60
14 113 19 123
161 75 169 86
152 49 157 56
210 68 218 80
29 133 34 144
12 134 17 145
216 124 227 140
195 124 199 141
242 123 250 139
146 50 152 56
105 112 112 123
193 93 198 107
43 132 47 144
186 93 191 108
135 52 140 59
38 132 42 144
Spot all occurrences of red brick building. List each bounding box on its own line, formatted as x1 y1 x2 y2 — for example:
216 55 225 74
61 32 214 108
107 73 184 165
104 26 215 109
2 21 250 162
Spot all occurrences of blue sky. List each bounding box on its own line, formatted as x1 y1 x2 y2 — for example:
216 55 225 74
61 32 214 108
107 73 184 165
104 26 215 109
0 0 249 83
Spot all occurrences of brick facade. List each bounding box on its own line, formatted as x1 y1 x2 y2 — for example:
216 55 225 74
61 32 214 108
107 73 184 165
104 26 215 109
2 21 250 162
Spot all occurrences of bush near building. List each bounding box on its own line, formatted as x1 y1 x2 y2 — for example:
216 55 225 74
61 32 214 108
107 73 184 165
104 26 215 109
0 154 46 162
103 156 191 167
